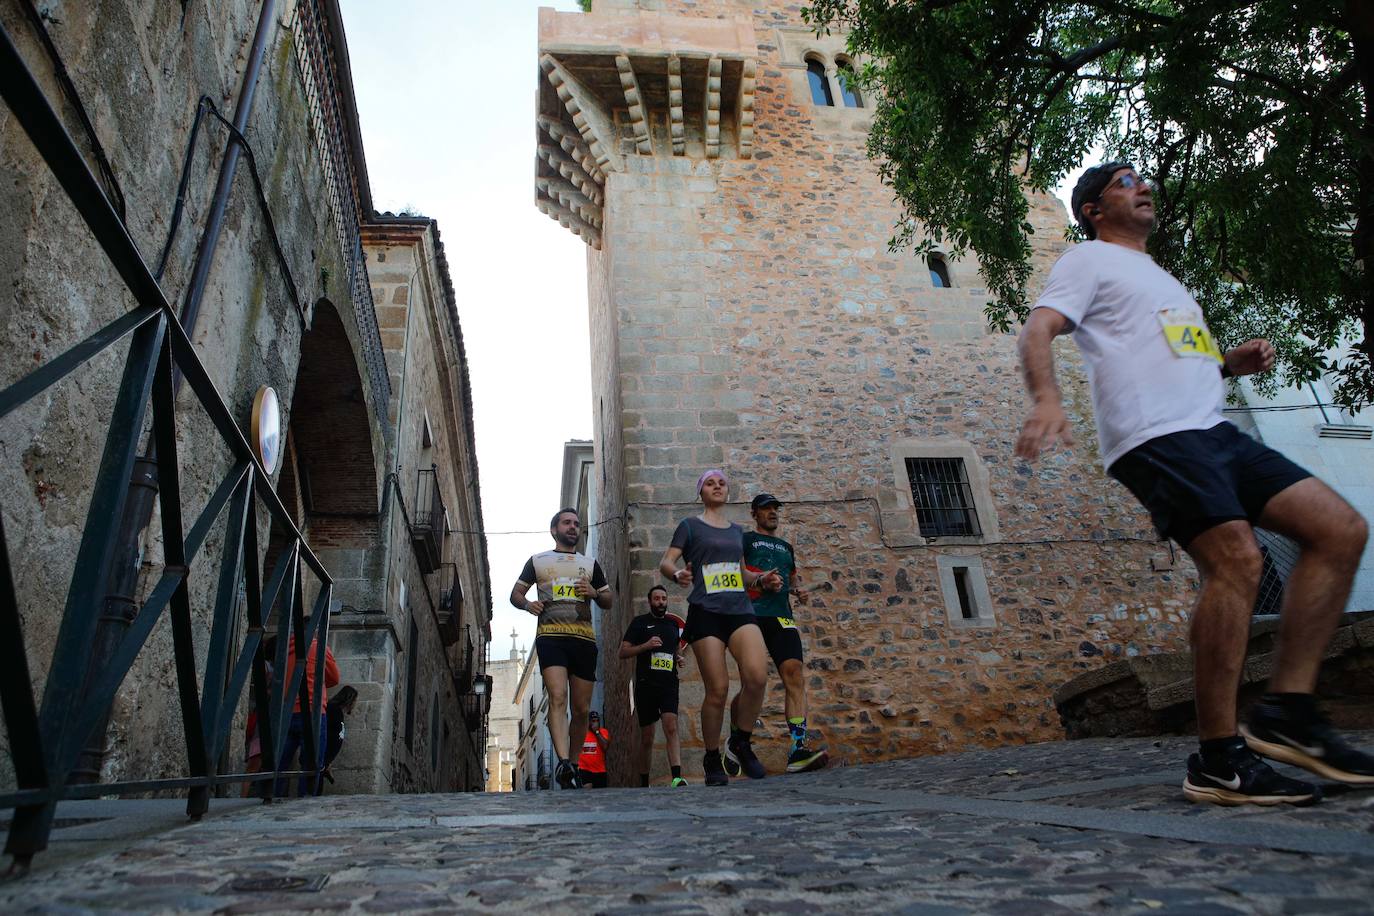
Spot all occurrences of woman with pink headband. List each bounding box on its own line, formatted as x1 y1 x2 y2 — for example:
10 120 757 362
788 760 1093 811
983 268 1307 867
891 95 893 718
658 469 782 785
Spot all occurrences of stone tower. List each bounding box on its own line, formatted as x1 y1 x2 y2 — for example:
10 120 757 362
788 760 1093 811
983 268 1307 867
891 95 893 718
533 0 1196 781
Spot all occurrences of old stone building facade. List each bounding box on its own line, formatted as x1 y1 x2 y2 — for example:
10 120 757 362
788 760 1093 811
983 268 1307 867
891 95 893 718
534 0 1200 782
0 0 489 798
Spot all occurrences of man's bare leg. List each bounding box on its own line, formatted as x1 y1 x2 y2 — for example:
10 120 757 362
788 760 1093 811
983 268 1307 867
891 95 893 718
662 712 681 766
1256 478 1368 693
568 675 594 769
1182 520 1263 740
543 666 571 759
1237 479 1374 784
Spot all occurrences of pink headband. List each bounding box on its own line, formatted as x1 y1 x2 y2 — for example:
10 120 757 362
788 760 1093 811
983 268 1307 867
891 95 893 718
696 469 727 494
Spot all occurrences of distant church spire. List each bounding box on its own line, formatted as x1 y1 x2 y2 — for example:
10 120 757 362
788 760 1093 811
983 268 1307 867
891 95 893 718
510 628 520 661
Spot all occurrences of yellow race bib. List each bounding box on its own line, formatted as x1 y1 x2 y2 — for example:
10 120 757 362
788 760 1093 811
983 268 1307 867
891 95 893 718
702 562 744 594
650 651 675 672
551 577 580 601
1158 309 1223 364
778 617 798 630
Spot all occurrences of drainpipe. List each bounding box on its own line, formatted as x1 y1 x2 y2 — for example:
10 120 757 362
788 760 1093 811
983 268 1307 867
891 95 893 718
69 0 279 785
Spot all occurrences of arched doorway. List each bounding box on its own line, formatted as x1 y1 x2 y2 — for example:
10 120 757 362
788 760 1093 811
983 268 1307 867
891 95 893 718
266 300 383 612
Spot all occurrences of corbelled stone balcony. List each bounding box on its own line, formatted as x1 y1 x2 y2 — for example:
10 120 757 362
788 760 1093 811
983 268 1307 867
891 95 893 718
534 7 758 248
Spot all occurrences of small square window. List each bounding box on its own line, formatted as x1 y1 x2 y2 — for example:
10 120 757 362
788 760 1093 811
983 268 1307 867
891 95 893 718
905 457 982 537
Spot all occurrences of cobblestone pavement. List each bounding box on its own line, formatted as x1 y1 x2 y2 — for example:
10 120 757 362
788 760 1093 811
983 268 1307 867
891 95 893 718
4 734 1373 914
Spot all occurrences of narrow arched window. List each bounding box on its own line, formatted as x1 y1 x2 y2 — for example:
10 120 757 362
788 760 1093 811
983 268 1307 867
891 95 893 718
836 60 862 108
928 253 952 288
807 58 834 106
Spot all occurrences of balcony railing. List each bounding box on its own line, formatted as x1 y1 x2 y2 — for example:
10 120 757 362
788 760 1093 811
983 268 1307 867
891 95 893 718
0 26 332 867
409 466 446 574
436 562 462 646
453 625 475 692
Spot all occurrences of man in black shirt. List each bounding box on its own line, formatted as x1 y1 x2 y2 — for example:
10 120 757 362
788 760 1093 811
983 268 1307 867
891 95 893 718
620 586 689 786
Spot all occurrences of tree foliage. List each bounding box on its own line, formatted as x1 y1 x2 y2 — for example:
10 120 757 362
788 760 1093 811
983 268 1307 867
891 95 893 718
803 0 1374 408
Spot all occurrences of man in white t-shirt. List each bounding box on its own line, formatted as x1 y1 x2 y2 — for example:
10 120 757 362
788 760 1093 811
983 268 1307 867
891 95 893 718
1017 161 1372 806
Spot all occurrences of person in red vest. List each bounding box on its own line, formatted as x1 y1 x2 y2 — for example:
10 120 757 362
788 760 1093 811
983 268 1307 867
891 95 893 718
275 633 339 797
578 711 611 788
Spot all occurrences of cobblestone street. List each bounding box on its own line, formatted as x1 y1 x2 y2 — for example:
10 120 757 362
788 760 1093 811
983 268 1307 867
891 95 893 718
5 734 1373 914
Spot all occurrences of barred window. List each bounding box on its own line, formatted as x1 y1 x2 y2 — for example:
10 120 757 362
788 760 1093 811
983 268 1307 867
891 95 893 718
906 457 982 537
1253 528 1299 616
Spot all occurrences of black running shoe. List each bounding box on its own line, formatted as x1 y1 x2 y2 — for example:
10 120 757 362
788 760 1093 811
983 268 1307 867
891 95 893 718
786 744 829 774
1182 740 1320 807
1242 696 1374 786
554 759 581 790
722 743 741 777
726 733 767 780
703 750 729 787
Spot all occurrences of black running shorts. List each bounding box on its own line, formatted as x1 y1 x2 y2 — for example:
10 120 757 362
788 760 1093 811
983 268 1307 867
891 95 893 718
634 679 680 726
756 615 804 668
1108 421 1312 548
534 635 598 682
683 605 760 645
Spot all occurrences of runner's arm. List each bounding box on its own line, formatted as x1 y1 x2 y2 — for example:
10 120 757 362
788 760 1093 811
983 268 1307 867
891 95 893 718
659 547 692 587
1015 307 1075 461
1222 338 1275 377
509 581 543 616
617 637 660 658
590 561 614 609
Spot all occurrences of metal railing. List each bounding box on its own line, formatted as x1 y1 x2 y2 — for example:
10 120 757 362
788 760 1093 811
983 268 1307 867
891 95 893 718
410 466 447 574
0 23 332 867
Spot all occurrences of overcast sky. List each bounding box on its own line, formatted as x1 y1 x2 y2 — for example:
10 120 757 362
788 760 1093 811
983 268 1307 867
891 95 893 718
340 0 587 662
337 1 1082 665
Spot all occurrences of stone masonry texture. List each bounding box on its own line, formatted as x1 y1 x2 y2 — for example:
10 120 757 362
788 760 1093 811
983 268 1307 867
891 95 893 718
537 1 1201 783
0 1 490 799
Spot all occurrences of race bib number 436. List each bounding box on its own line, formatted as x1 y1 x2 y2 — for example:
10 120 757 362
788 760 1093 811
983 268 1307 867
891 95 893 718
551 578 580 601
702 562 744 594
1158 308 1223 364
651 651 675 671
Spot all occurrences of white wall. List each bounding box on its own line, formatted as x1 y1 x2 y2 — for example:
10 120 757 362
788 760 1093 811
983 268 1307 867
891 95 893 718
1238 373 1374 610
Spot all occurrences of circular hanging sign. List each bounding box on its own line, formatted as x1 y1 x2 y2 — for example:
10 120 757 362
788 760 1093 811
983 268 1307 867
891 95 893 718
250 386 281 475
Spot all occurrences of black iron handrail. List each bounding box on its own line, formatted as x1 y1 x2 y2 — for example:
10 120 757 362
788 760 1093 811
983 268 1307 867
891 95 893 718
0 23 333 868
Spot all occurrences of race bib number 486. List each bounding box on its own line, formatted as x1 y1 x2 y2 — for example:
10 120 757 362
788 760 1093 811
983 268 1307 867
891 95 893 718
1158 309 1223 364
702 562 744 594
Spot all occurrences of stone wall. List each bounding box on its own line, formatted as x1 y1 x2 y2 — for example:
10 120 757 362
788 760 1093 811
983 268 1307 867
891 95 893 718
0 1 489 797
0 0 377 789
352 220 492 794
540 1 1201 782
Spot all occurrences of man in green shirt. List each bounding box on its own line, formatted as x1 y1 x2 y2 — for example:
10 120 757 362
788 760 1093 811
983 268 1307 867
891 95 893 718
735 493 828 774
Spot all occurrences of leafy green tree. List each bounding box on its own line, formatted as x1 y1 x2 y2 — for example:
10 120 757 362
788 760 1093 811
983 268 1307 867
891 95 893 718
803 0 1373 408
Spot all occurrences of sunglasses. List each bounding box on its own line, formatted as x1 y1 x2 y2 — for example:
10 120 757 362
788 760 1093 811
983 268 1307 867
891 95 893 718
1100 172 1154 196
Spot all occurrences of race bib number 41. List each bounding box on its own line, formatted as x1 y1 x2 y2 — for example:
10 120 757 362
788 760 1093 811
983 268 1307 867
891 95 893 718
551 577 580 601
1158 308 1223 364
702 562 744 594
650 651 675 671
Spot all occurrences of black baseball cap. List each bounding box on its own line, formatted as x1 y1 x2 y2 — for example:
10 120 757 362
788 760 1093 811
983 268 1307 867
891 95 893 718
1070 161 1135 240
750 493 782 510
